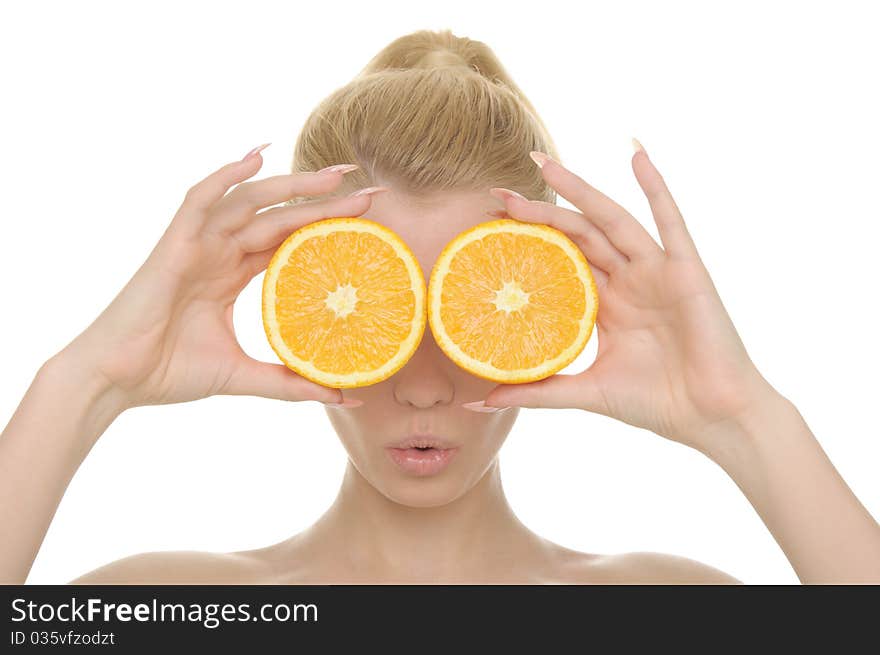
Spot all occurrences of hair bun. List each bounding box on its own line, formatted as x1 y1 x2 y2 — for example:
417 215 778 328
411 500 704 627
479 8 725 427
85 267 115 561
294 28 560 206
357 29 487 78
415 48 474 72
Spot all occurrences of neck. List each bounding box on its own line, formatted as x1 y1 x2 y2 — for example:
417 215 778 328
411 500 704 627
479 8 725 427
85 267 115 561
302 459 546 582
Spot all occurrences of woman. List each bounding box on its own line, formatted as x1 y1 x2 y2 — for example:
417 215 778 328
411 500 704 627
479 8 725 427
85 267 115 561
1 29 878 585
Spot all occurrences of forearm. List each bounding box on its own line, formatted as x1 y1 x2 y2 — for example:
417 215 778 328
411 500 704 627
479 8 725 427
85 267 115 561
0 347 127 583
704 389 880 584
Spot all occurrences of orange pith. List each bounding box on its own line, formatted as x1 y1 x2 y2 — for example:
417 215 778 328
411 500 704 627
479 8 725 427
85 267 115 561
262 217 426 389
428 219 598 383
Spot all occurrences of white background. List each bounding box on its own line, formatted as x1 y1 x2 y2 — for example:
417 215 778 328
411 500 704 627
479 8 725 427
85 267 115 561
1 1 877 584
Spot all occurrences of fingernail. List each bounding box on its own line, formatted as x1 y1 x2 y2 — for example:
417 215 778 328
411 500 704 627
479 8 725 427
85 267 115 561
485 209 509 218
462 400 510 413
324 398 364 408
529 151 551 168
489 187 528 203
242 142 271 161
632 137 646 155
349 186 391 197
318 163 360 175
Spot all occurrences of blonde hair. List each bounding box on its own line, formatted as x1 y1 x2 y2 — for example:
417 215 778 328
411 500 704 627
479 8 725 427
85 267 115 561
287 29 560 207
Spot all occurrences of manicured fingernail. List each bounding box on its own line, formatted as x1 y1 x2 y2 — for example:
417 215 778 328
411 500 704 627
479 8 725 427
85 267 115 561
242 142 271 161
462 400 510 413
489 187 527 203
632 137 646 154
324 398 364 408
318 163 360 175
529 151 551 168
349 186 391 197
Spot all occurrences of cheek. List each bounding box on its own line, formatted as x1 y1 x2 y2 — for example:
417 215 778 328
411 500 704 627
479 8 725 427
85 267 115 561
324 403 408 470
324 407 372 458
466 411 518 456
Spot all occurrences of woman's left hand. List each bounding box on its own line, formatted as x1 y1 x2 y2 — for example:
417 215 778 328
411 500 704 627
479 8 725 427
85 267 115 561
482 143 781 453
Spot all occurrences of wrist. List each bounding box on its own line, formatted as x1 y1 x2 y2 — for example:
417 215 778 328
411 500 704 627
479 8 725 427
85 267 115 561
40 346 131 446
697 382 799 471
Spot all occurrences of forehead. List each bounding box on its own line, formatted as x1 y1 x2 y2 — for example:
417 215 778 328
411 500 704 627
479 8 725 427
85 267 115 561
358 189 495 275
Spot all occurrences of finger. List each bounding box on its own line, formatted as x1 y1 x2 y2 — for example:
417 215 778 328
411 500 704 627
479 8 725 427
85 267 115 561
241 248 276 282
487 192 629 276
210 167 359 233
182 147 269 215
531 152 663 261
591 265 609 289
631 143 699 260
234 189 387 253
483 371 608 415
221 356 344 404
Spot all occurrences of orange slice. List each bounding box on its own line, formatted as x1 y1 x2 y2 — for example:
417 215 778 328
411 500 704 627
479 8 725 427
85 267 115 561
428 218 598 383
262 217 426 388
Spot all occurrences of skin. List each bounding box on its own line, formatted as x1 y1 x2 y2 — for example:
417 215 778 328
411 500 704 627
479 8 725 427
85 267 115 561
1 143 878 584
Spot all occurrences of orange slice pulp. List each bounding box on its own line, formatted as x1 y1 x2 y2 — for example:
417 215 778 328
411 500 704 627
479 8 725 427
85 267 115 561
262 217 426 388
428 218 598 383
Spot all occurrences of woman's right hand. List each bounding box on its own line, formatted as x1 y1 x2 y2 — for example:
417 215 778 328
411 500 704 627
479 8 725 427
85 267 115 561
57 145 378 411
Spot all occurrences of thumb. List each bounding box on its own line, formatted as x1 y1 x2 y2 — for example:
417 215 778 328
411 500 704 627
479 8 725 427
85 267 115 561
483 372 607 414
222 356 344 404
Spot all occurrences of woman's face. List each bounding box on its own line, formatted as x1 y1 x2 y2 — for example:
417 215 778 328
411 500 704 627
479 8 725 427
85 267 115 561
324 188 519 508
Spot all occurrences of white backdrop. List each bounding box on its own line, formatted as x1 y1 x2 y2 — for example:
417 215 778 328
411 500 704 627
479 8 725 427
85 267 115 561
1 0 877 584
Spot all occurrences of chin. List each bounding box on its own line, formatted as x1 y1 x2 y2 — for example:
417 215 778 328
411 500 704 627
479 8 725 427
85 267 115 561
356 454 491 509
378 475 473 508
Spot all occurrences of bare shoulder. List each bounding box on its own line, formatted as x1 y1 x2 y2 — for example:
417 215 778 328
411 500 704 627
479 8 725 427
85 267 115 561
69 550 273 585
557 549 742 585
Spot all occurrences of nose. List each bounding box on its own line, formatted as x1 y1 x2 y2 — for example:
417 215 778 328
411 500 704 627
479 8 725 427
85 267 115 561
392 328 455 409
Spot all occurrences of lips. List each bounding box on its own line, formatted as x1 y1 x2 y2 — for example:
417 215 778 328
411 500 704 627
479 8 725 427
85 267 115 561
386 435 459 476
